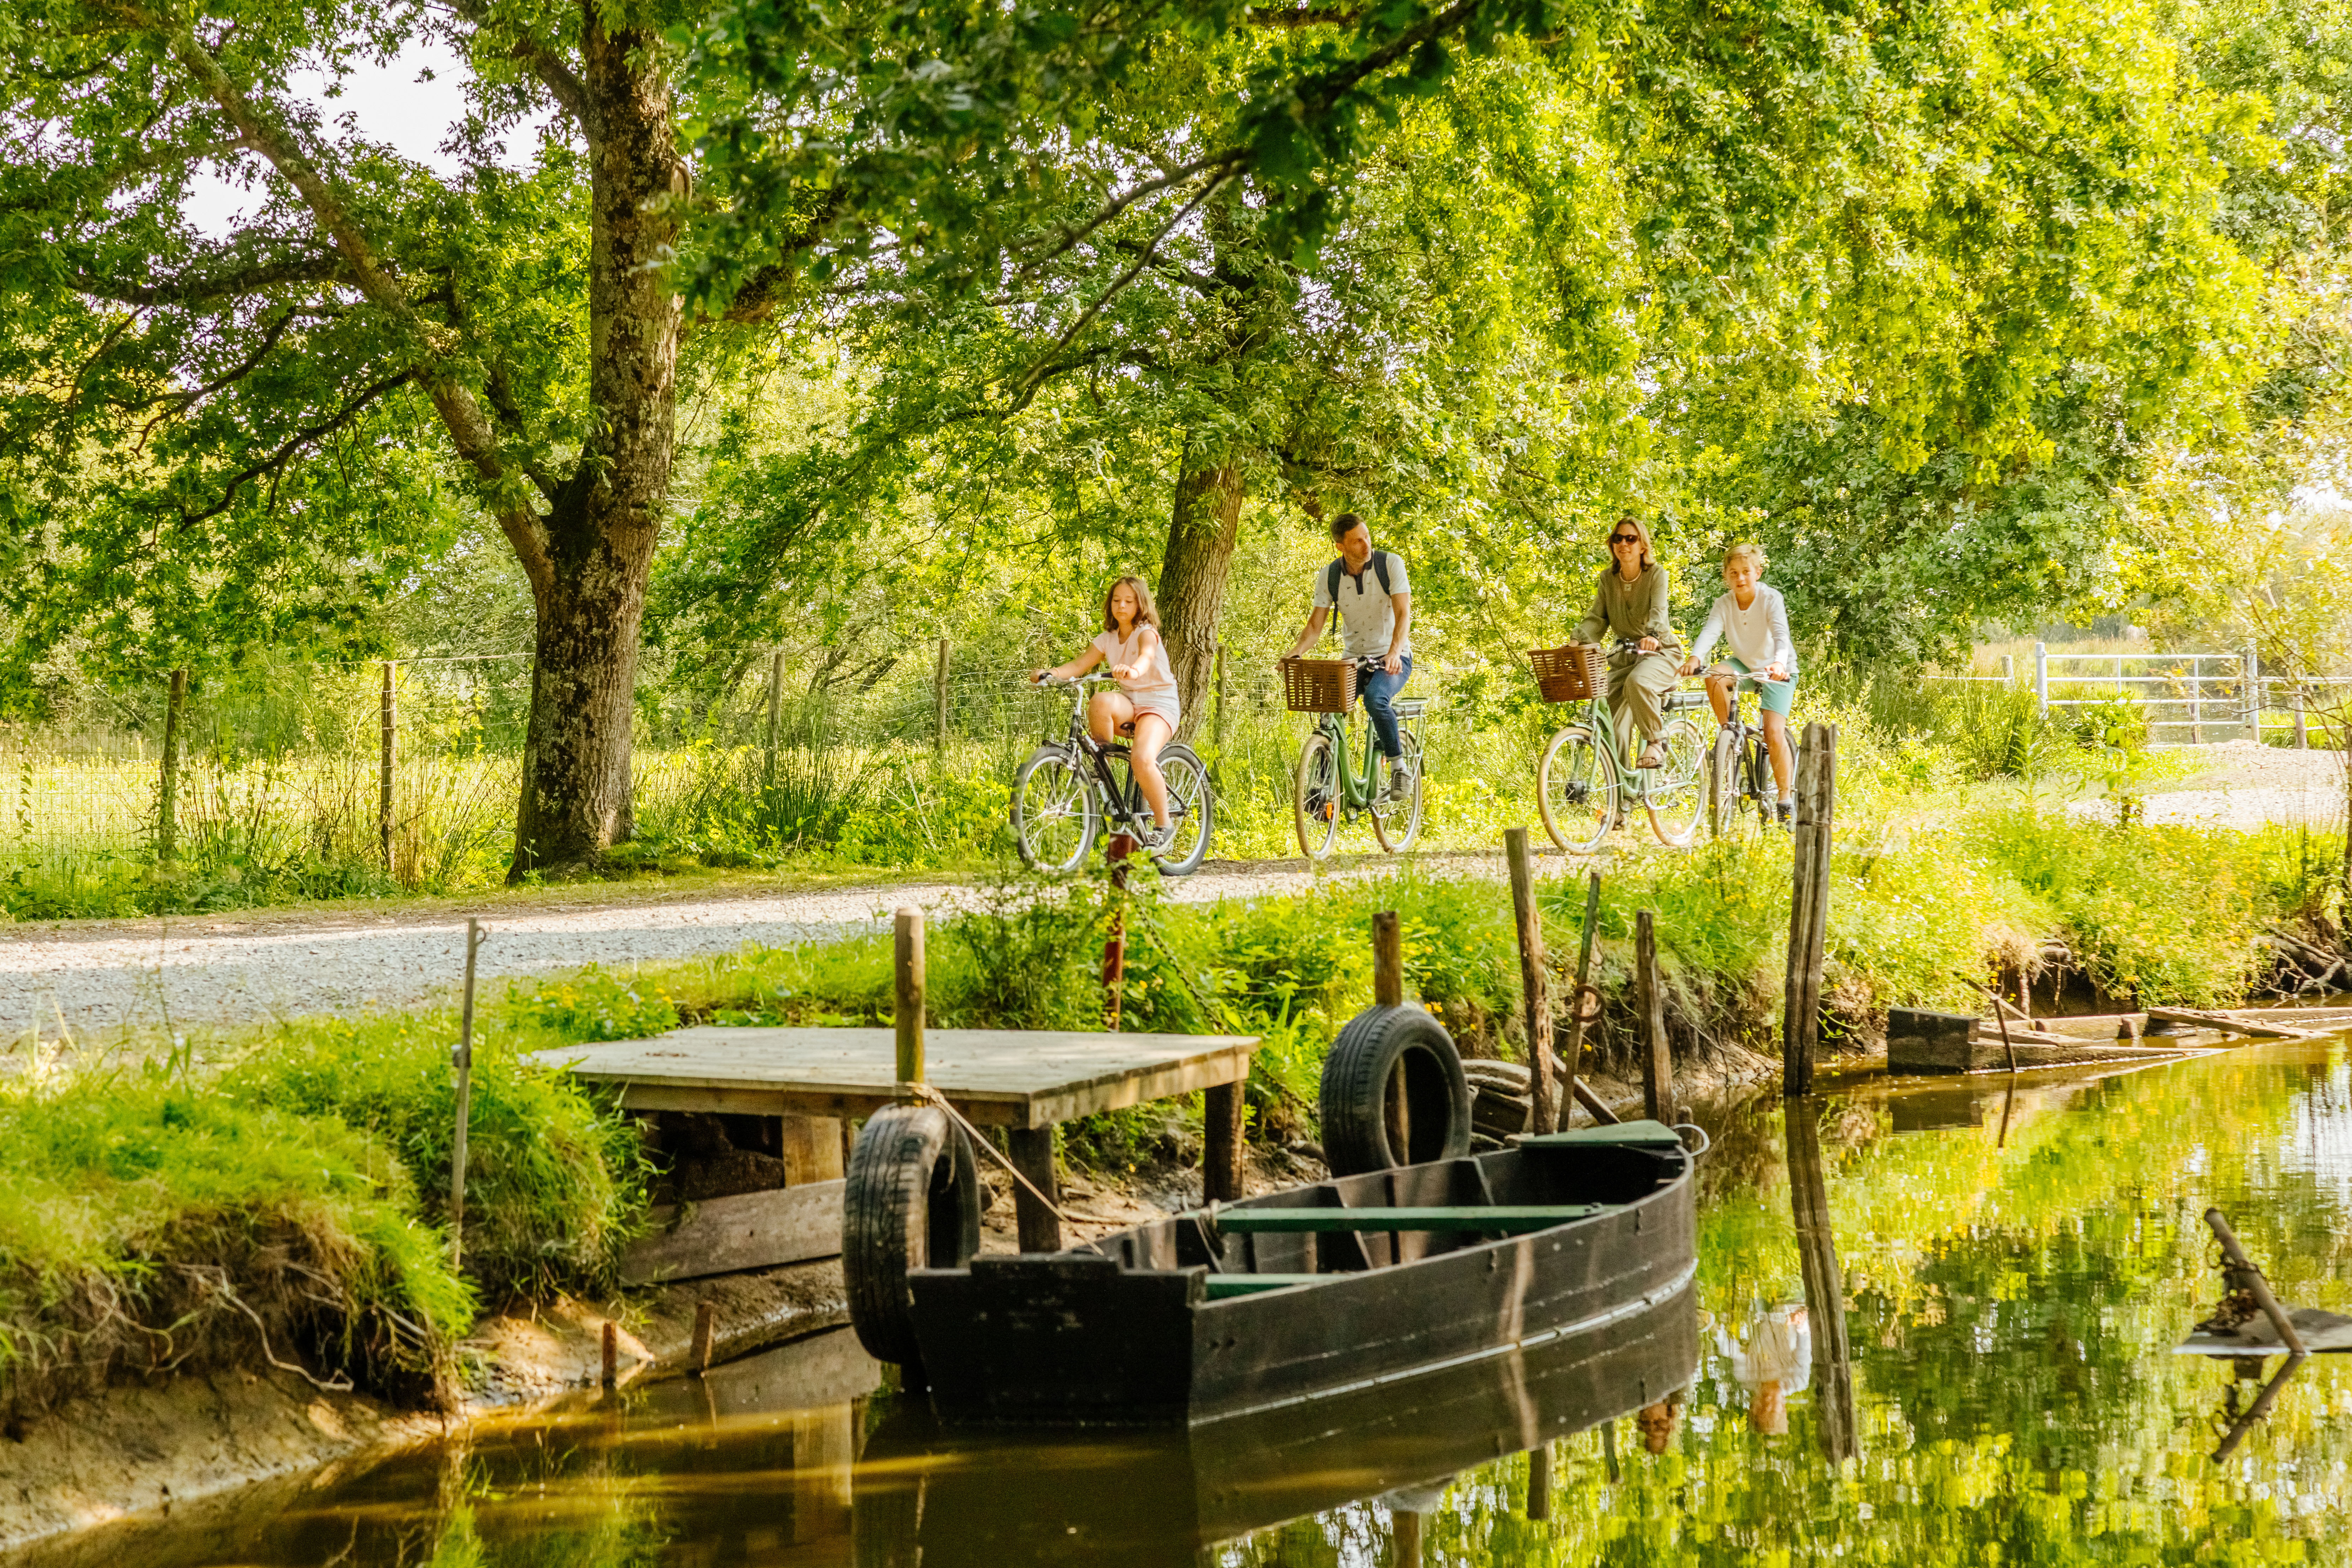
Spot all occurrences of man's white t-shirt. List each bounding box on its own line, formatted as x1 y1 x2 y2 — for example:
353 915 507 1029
1313 553 1412 660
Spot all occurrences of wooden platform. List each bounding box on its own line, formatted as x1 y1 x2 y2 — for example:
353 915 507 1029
532 1025 1260 1130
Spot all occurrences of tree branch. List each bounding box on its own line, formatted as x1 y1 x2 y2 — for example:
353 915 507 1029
1012 171 1234 400
439 0 590 131
172 369 413 529
1013 152 1245 282
1246 5 1366 24
68 255 352 307
111 1 556 598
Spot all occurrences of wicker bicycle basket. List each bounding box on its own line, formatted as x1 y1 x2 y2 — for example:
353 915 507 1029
1281 657 1359 713
1528 643 1605 703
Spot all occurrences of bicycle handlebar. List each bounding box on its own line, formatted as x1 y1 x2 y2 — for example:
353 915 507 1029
1033 672 1119 690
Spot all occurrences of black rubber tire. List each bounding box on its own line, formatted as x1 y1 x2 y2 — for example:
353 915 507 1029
843 1105 983 1368
1318 1004 1473 1175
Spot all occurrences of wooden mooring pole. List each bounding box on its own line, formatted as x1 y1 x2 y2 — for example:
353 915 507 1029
1504 828 1556 1133
1636 909 1671 1123
1782 724 1837 1095
450 918 483 1267
1787 1100 1857 1463
1558 871 1602 1125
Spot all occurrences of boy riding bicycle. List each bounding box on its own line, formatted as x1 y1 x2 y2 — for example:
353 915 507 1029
1681 542 1799 824
1277 512 1415 801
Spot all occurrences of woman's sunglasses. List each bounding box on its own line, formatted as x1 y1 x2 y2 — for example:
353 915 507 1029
1609 533 1639 545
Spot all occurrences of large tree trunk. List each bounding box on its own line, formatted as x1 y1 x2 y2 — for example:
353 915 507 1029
1156 453 1246 737
509 4 680 877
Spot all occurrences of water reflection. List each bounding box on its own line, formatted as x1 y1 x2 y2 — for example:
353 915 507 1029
14 1039 2352 1566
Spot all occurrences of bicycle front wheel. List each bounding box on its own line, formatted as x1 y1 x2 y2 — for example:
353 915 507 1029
1370 729 1426 853
1645 716 1709 847
1294 730 1342 861
1537 726 1615 853
1154 744 1214 877
1011 747 1098 873
1709 725 1741 841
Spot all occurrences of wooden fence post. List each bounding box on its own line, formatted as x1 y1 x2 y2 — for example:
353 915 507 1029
933 637 951 757
2034 641 2049 717
765 647 784 789
379 660 396 873
2244 643 2261 741
1214 638 1228 753
1504 829 1555 1133
1636 909 1671 1123
157 667 187 865
894 908 925 1087
1782 723 1837 1095
450 918 483 1267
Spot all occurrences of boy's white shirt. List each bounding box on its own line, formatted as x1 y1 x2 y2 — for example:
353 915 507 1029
1691 583 1797 674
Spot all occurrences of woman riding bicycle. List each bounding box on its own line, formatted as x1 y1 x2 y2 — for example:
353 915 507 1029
1572 515 1682 771
1032 575 1179 849
1680 542 1798 825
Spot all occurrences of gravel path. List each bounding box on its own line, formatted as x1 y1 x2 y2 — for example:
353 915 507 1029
0 855 1511 1041
2071 739 2347 830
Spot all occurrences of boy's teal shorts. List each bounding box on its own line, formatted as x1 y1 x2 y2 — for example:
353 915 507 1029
1724 658 1796 715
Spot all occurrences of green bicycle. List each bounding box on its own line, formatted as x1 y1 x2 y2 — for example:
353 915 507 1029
1535 640 1709 852
1289 655 1426 860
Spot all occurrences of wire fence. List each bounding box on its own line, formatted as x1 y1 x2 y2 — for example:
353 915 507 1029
0 638 1345 890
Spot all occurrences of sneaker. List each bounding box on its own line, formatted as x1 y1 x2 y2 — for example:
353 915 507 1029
1775 798 1793 828
1383 758 1417 803
1142 822 1176 853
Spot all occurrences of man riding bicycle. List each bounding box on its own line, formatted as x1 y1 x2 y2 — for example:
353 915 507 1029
1278 512 1415 801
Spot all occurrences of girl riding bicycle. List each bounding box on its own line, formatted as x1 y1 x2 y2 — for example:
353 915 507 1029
1033 576 1179 848
1681 542 1799 824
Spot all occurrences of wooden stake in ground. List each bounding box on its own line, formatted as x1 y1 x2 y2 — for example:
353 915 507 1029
1781 723 1837 1095
1528 1443 1553 1521
1504 828 1555 1133
895 907 925 1090
601 1320 618 1389
1373 909 1403 1006
1560 871 1603 1125
450 918 484 1268
1636 910 1672 1123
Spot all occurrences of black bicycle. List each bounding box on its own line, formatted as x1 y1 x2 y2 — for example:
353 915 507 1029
1707 668 1796 837
1010 673 1214 876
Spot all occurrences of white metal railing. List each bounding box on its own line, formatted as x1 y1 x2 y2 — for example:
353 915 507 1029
1923 643 2264 747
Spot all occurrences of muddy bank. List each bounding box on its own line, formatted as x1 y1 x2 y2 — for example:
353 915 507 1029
0 1260 847 1556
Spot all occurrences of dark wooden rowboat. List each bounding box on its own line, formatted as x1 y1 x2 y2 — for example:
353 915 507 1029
906 1119 1696 1425
862 1260 1697 1563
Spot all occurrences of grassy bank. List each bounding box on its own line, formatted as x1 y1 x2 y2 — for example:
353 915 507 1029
0 789 2326 1422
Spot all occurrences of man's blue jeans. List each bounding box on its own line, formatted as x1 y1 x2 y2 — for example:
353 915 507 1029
1359 655 1412 759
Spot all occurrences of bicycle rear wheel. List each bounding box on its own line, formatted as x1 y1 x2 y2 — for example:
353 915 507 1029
1010 747 1097 873
1294 730 1342 861
1369 729 1425 853
1153 744 1214 877
1645 716 1709 847
1537 726 1615 853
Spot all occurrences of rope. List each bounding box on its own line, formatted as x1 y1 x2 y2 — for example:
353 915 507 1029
899 1081 1098 1234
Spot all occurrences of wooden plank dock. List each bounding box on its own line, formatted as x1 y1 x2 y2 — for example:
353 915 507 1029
536 1021 1261 1272
531 1025 1259 1129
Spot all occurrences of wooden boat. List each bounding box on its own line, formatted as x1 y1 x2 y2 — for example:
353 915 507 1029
861 1264 1698 1563
904 1119 1697 1425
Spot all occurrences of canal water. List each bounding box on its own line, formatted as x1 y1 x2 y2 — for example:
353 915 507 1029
19 1037 2352 1566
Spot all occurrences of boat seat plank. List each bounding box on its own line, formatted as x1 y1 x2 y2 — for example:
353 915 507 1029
1219 1205 1605 1235
1514 1119 1685 1149
1203 1274 1324 1299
